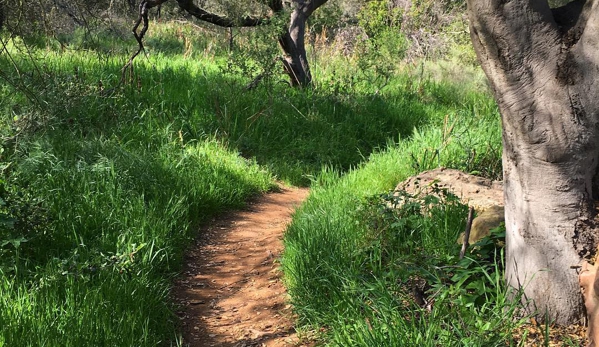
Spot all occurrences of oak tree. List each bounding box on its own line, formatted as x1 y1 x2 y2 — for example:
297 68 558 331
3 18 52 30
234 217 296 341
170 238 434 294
467 0 599 331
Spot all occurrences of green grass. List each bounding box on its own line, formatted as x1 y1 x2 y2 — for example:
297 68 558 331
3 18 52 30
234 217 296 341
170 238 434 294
280 83 524 345
0 35 278 346
0 135 273 346
0 21 515 346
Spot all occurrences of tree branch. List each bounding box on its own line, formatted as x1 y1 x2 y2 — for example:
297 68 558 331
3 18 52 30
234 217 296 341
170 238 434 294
305 0 329 16
51 0 85 27
175 0 266 27
122 0 168 83
266 0 284 13
122 0 276 83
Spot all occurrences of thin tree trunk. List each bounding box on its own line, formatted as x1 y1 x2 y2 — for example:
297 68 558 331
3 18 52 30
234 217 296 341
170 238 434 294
132 0 328 87
279 2 311 87
467 0 599 324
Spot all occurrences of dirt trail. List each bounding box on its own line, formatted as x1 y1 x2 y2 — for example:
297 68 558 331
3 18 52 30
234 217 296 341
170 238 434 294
173 185 311 347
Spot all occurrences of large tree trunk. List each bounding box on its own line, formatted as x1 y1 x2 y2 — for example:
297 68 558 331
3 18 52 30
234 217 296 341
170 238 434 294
467 0 599 325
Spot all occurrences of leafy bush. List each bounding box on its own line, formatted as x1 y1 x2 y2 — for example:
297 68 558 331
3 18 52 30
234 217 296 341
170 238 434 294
357 0 403 39
360 187 508 309
308 0 344 34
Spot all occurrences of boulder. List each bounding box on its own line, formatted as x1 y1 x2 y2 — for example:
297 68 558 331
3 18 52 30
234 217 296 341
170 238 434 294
458 205 504 244
395 168 505 243
396 168 504 210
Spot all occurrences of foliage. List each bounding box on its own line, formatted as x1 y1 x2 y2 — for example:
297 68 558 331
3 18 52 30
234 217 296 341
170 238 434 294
357 0 403 38
0 0 134 39
399 0 474 61
351 2 407 84
549 0 573 7
360 187 510 326
308 0 344 34
220 13 289 87
281 68 515 345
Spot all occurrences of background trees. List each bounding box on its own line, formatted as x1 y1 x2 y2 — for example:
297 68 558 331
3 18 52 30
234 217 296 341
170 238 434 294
0 0 134 37
0 0 470 86
8 0 586 345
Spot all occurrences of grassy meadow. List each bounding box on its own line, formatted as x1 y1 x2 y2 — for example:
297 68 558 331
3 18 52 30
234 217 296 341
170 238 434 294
0 19 564 346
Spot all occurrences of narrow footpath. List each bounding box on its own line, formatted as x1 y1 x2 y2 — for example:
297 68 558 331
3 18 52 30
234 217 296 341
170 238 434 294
172 185 311 347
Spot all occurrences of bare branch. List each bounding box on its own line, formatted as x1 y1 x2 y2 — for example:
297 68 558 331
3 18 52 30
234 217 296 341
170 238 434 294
122 0 167 83
175 0 266 27
122 0 275 84
305 0 329 16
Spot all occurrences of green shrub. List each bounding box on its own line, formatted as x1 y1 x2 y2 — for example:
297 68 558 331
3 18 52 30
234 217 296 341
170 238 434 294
281 72 516 345
357 0 403 39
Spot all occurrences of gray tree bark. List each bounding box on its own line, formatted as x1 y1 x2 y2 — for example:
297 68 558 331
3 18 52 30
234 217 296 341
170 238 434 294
467 0 599 325
278 0 321 86
268 0 328 86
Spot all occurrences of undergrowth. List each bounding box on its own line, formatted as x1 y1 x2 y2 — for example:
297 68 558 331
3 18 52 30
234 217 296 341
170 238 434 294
283 170 523 346
280 77 524 344
0 34 278 346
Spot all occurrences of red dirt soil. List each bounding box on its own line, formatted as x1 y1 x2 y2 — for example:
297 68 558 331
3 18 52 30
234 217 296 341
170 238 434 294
172 185 311 347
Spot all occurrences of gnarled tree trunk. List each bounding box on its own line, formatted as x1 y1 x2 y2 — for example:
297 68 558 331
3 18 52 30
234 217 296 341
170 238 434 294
279 3 311 87
467 0 599 325
276 0 327 86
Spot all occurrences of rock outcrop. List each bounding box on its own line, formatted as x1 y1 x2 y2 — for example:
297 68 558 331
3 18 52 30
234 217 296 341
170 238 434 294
395 168 505 244
458 205 505 244
396 168 504 210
